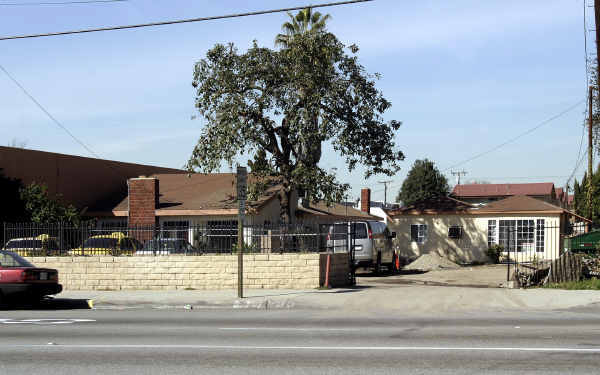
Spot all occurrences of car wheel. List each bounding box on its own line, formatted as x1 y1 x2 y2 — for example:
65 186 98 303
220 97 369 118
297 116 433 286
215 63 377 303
373 252 382 276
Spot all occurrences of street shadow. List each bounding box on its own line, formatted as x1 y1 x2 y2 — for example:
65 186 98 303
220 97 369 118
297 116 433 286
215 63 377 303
244 285 373 299
0 298 91 311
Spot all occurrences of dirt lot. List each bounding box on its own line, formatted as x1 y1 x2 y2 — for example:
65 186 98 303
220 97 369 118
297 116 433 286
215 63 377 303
357 264 508 288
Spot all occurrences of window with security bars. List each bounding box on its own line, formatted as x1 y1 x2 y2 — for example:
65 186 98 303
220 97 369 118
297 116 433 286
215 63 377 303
161 221 190 240
410 224 427 244
536 219 545 252
499 220 515 252
498 219 539 252
487 220 497 248
516 220 535 252
207 220 238 251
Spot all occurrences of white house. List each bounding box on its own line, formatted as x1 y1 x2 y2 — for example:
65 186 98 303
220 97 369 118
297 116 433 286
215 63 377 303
387 195 590 264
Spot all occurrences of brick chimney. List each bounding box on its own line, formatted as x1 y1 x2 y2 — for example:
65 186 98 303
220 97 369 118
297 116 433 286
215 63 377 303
360 188 371 213
128 177 159 227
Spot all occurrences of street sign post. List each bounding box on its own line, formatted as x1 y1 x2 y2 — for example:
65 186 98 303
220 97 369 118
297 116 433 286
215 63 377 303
236 166 247 299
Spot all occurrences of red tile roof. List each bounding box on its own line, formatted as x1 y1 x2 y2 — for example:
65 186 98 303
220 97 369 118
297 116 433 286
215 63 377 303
451 183 555 198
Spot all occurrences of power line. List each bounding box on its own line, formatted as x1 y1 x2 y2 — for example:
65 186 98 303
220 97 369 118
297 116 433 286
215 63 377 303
0 0 126 6
442 99 586 172
0 63 102 159
0 0 373 41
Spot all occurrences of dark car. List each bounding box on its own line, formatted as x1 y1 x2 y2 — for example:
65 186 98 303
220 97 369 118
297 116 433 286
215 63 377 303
136 238 197 255
0 250 62 304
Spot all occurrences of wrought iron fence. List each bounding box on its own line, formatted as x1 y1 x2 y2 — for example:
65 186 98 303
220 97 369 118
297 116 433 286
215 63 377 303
1 222 353 256
497 223 592 286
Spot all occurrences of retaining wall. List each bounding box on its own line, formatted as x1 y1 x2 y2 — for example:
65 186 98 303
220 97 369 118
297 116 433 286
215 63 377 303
27 253 350 290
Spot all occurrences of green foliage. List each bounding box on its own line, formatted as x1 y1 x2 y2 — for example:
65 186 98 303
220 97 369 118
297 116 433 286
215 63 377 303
544 277 600 290
396 159 449 206
486 244 503 264
275 8 331 48
0 169 26 223
19 182 80 225
187 18 403 222
573 164 600 227
231 242 261 254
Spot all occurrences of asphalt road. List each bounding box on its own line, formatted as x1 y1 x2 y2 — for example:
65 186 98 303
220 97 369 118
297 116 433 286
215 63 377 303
1 304 600 374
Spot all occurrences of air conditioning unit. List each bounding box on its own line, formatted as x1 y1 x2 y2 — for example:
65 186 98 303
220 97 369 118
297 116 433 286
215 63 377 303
448 226 462 239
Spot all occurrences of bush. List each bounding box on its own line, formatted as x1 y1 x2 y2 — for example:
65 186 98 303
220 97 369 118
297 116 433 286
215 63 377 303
486 244 503 264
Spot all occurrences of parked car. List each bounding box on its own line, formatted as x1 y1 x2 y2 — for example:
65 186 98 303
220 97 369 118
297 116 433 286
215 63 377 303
0 250 62 304
135 238 197 255
327 221 396 274
69 232 142 256
2 234 62 257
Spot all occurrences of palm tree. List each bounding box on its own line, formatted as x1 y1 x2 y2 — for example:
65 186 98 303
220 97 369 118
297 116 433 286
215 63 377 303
275 8 331 48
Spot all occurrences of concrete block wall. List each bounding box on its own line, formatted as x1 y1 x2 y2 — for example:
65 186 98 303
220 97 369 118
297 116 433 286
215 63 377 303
27 253 351 291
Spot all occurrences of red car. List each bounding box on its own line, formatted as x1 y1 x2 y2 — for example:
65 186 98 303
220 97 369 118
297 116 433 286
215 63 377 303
0 250 62 304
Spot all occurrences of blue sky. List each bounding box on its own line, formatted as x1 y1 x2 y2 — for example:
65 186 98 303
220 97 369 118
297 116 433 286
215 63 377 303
0 0 590 202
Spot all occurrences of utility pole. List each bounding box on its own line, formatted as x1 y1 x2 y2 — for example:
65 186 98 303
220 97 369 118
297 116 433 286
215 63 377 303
378 180 393 206
451 170 467 185
588 86 595 228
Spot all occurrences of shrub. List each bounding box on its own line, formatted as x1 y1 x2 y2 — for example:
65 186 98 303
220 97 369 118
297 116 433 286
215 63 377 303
486 244 503 264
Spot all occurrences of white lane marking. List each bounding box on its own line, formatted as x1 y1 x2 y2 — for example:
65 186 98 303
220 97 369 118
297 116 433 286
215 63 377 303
219 327 360 331
0 319 96 325
3 345 600 353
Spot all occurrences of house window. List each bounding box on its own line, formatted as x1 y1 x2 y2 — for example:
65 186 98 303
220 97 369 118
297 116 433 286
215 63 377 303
499 220 515 252
536 219 545 252
207 220 238 251
162 221 189 240
410 224 427 244
498 219 538 253
487 220 497 248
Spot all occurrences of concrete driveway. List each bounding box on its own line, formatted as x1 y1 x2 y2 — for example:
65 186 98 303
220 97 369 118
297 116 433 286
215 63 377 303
357 264 509 288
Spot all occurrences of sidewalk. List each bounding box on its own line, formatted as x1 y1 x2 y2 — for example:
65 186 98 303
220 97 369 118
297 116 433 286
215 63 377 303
57 284 600 314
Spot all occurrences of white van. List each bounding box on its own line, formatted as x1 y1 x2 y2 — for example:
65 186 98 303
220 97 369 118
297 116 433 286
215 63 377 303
326 221 396 274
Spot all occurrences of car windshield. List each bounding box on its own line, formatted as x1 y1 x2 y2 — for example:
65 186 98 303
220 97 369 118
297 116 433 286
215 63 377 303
0 251 35 267
5 240 44 249
84 238 118 248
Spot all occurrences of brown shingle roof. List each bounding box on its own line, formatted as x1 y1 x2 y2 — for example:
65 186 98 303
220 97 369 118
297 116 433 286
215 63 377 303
452 183 555 197
387 196 475 217
296 201 378 220
476 195 563 213
110 173 280 213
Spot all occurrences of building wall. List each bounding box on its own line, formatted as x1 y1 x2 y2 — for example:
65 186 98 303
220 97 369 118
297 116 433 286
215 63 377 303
0 146 182 210
390 214 488 263
27 253 350 290
390 213 562 263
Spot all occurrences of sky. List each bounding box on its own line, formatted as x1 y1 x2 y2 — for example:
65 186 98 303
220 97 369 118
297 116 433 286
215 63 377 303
0 0 591 203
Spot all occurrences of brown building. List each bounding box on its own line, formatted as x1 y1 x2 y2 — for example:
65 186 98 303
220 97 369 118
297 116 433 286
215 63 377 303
0 146 183 212
451 182 558 207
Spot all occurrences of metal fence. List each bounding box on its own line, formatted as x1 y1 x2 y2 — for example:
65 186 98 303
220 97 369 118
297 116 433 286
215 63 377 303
1 222 353 256
499 223 592 285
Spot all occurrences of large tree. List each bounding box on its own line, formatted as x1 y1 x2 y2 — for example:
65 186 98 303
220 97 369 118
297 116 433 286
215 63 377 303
573 167 600 227
396 159 449 206
187 17 403 223
0 169 26 224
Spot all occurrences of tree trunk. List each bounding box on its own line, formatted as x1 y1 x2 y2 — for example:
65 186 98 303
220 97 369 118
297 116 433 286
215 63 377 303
279 185 292 224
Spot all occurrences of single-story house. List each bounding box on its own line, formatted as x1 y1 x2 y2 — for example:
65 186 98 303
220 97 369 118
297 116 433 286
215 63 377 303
87 174 376 249
387 195 590 264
